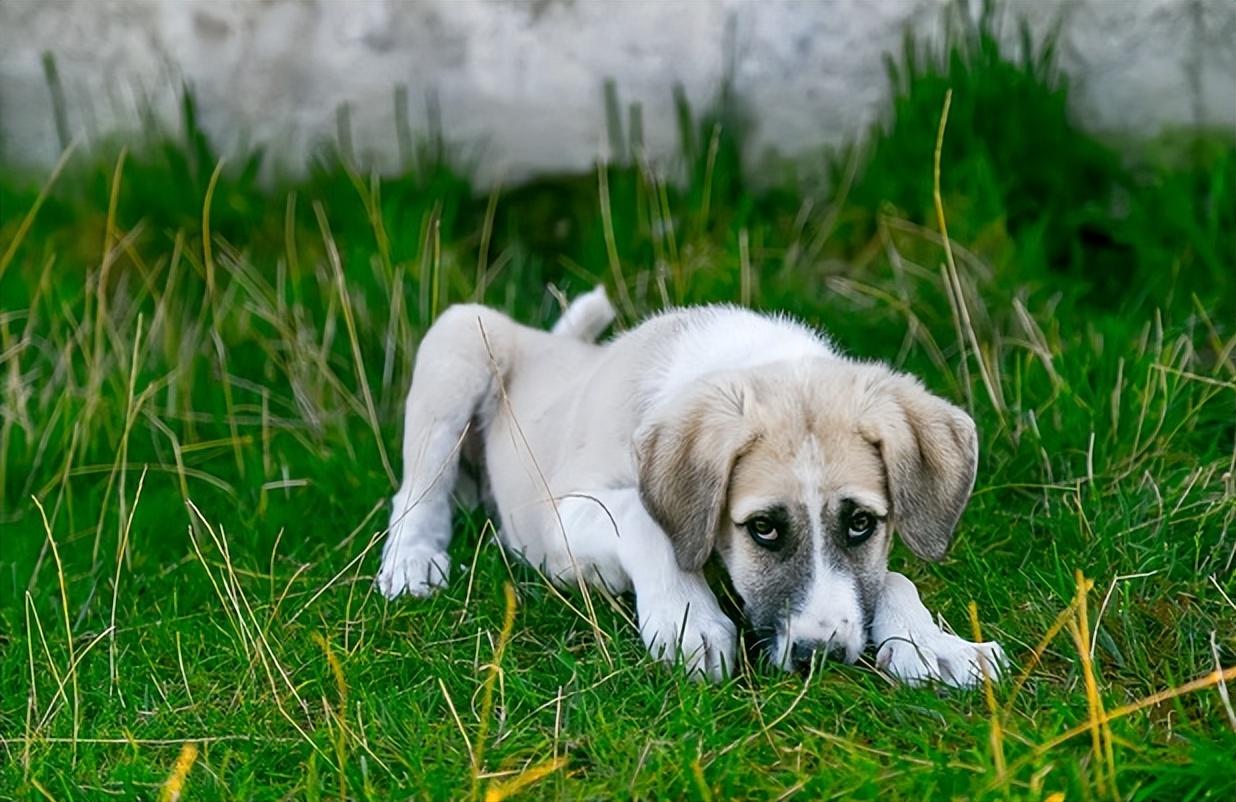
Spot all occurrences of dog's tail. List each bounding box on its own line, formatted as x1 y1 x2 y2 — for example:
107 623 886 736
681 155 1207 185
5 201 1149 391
551 285 615 342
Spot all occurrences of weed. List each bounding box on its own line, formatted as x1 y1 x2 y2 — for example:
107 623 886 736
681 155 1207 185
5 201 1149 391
1 8 1233 801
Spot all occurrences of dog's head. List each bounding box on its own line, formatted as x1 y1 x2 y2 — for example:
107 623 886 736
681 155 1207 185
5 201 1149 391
635 358 977 670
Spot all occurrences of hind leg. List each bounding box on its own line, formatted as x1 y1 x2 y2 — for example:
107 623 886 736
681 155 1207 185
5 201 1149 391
451 287 614 513
377 304 523 598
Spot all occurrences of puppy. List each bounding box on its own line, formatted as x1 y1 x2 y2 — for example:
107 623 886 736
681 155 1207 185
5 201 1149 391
376 288 1004 686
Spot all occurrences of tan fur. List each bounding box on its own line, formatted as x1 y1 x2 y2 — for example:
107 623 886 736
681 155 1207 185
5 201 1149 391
377 295 1003 684
636 379 755 571
637 359 974 575
856 372 978 561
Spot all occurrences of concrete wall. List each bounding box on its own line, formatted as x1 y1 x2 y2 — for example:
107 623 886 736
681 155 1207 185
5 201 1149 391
1 0 1233 186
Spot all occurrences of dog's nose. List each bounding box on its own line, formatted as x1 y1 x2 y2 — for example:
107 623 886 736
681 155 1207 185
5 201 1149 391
790 640 848 670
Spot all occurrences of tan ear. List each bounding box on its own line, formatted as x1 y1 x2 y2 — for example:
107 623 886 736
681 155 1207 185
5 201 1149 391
635 383 752 572
861 375 978 561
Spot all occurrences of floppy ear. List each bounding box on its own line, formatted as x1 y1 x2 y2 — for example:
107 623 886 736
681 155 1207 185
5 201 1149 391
635 384 752 572
861 375 978 561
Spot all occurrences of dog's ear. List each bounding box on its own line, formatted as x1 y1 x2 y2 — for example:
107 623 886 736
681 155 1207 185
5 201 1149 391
635 383 752 572
861 374 978 561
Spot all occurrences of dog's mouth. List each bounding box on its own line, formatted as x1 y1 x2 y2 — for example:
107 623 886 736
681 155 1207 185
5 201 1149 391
747 625 860 674
716 567 865 674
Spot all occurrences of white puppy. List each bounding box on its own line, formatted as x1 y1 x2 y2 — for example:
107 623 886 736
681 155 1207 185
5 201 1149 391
376 288 1004 686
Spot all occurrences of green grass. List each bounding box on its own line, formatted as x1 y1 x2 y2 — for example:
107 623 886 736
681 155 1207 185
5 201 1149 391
2 10 1235 800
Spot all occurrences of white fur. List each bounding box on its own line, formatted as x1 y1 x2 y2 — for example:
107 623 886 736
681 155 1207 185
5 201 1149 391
641 307 831 419
375 288 1003 686
550 284 615 341
872 572 1006 687
770 435 865 669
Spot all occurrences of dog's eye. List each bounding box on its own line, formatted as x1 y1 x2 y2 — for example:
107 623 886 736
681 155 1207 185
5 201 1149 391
846 510 878 545
745 516 780 548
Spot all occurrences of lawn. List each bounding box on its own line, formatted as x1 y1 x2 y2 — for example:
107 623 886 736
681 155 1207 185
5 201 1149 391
2 15 1234 801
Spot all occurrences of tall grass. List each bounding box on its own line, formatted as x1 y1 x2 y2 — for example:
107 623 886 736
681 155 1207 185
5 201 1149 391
1 7 1234 800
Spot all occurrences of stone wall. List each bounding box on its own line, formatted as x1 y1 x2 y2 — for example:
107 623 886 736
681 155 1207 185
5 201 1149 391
1 0 1232 186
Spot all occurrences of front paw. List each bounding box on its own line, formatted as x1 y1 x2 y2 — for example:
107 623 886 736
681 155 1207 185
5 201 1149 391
640 604 737 682
376 543 451 599
877 635 1005 689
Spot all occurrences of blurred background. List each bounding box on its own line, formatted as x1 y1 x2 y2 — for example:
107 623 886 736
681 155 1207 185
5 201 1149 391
2 2 1235 799
3 0 1234 184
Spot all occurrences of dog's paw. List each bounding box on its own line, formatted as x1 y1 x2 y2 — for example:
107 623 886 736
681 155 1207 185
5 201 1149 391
877 635 1005 689
376 543 451 599
875 638 943 685
934 638 1006 688
640 605 737 682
